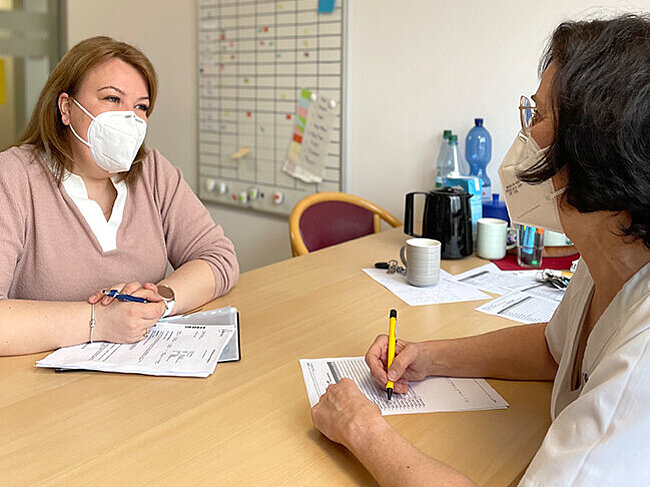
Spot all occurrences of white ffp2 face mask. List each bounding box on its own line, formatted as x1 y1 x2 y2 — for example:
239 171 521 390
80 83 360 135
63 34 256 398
498 131 566 233
68 97 147 173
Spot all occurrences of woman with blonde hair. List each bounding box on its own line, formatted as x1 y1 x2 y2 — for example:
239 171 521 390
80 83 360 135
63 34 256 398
0 36 239 356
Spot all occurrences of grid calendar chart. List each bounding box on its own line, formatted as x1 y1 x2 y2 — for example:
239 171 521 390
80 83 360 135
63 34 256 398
198 0 345 216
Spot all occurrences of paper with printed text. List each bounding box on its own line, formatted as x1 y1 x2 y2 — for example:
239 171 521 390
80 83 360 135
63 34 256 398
300 356 508 415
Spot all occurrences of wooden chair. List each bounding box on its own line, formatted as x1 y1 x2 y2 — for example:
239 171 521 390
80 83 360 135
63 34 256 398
289 192 401 256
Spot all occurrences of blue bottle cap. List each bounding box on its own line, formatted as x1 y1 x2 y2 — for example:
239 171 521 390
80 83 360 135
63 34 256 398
475 118 483 126
482 193 509 224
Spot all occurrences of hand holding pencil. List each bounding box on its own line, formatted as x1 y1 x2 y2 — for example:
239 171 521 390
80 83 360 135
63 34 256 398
385 309 397 400
365 324 435 396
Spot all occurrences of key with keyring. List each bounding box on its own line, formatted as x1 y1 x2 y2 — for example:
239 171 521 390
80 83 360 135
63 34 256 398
375 259 406 275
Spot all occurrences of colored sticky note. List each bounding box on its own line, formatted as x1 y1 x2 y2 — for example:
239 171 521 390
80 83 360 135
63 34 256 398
0 59 5 105
297 106 308 118
230 146 251 160
318 0 335 13
293 133 303 144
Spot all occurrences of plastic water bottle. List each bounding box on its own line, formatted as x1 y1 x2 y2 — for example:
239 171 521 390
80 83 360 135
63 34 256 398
445 134 462 179
434 129 452 188
465 118 492 200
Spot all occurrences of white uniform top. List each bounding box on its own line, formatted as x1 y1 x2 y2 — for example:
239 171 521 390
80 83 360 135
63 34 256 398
519 259 650 485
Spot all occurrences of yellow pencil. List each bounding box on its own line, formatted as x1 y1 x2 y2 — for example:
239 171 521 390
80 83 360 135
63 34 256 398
386 309 397 400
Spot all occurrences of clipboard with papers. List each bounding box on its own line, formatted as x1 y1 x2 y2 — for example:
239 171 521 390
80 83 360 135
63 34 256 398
36 306 241 377
160 306 241 363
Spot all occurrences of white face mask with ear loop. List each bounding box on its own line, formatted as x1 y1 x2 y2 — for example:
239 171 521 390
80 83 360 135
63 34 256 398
498 131 567 233
67 97 147 173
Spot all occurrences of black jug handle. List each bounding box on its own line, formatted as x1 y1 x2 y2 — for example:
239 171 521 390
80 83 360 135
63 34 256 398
404 191 428 237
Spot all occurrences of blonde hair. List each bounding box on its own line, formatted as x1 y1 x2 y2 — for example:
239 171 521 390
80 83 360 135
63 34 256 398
17 36 158 184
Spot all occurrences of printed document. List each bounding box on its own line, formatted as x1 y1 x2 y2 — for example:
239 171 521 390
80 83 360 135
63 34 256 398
160 306 240 362
300 357 508 415
36 307 238 377
362 268 490 306
454 264 566 301
475 292 559 324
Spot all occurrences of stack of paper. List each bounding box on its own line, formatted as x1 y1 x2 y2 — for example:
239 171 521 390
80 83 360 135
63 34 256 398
161 306 240 363
36 307 239 377
300 357 508 415
363 263 566 324
451 264 566 324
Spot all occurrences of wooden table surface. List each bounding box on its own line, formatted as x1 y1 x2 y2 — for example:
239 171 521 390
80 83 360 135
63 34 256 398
0 227 552 486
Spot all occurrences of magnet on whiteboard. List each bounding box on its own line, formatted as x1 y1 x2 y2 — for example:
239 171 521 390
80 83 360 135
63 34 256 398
204 178 216 192
310 92 317 102
248 187 260 200
328 99 336 109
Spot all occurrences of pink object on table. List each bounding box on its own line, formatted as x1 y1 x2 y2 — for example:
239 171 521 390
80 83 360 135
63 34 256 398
492 252 580 271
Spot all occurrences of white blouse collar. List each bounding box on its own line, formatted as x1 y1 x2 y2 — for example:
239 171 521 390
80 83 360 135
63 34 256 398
52 164 128 253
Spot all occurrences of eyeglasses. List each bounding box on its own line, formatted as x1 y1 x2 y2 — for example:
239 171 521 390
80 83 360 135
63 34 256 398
519 95 537 134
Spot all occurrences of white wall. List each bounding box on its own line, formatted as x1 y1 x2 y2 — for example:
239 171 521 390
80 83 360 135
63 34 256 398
66 0 649 272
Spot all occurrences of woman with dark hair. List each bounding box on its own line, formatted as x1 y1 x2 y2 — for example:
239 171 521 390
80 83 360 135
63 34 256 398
311 14 650 486
0 37 239 355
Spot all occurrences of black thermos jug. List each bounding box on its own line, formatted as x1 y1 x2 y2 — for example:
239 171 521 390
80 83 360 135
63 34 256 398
404 187 473 259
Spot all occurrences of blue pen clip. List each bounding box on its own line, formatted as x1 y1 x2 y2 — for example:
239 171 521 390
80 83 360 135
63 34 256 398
101 289 150 303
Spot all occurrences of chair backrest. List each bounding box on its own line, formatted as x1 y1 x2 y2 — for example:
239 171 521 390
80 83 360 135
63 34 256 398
289 192 401 256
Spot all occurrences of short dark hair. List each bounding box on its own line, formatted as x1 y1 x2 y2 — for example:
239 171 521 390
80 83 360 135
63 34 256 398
519 14 650 249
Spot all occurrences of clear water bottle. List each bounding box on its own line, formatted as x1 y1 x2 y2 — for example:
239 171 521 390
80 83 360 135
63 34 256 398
434 129 452 188
444 134 462 179
465 118 492 200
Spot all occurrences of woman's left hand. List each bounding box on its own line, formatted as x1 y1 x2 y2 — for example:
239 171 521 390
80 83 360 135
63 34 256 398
311 378 385 447
88 281 163 306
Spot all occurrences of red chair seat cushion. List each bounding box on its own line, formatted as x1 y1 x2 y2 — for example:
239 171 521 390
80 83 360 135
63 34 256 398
300 201 375 252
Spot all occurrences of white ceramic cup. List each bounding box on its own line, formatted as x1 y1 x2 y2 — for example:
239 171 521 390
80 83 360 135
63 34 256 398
476 218 510 260
399 238 441 287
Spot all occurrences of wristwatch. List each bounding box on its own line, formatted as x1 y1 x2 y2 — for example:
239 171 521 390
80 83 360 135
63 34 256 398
157 284 176 318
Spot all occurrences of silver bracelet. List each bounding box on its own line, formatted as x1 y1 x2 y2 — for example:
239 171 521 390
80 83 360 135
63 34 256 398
89 302 96 343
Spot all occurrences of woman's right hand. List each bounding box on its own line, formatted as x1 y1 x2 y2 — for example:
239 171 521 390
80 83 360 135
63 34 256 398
365 335 434 394
88 282 165 343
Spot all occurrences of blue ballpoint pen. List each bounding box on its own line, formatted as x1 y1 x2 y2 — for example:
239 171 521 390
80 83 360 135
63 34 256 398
101 289 150 303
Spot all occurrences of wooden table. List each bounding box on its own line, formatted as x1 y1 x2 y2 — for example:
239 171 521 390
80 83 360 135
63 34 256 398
0 227 551 486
